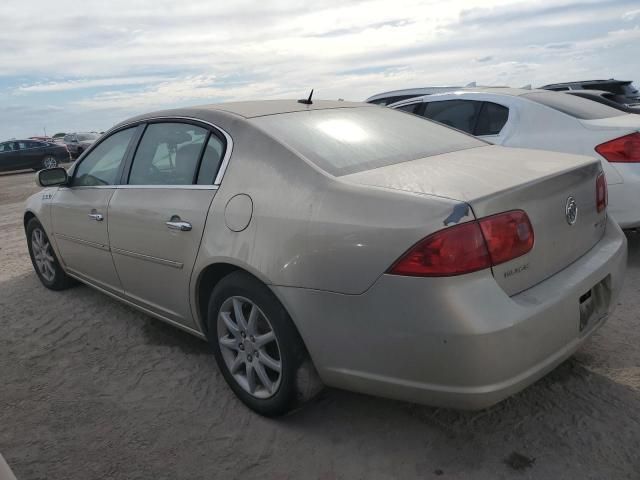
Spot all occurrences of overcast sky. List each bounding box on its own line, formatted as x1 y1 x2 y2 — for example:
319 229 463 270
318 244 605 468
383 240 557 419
1 0 639 138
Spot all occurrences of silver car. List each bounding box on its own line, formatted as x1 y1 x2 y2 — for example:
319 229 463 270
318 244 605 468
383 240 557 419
25 100 627 416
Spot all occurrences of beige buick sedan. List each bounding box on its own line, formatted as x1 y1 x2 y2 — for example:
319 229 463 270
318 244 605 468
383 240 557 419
25 100 627 416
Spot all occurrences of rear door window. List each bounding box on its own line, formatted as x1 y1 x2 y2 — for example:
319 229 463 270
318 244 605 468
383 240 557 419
128 123 208 185
475 102 509 135
422 100 483 134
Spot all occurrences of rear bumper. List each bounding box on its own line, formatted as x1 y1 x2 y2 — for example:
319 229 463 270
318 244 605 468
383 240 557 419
274 216 627 409
608 174 640 229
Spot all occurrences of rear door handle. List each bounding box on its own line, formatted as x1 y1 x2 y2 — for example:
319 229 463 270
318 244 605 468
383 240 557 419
88 212 103 221
166 216 192 231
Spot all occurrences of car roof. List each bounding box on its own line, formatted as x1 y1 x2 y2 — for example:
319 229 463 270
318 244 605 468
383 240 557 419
129 100 371 124
398 87 548 103
541 79 633 88
365 87 462 102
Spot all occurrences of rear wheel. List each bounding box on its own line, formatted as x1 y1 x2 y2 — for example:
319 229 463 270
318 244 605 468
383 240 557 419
26 218 76 290
207 271 321 416
42 156 57 169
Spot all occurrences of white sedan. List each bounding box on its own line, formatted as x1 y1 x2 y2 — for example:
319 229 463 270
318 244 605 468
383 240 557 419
390 88 640 229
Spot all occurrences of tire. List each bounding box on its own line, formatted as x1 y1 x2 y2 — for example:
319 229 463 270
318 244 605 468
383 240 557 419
26 218 76 290
42 156 58 169
207 271 321 416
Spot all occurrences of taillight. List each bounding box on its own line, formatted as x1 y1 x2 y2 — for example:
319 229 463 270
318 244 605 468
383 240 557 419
595 132 640 163
479 210 534 265
388 210 534 277
596 172 607 213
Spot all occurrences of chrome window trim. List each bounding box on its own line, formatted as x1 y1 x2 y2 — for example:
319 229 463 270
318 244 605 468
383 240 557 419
110 115 234 187
60 185 220 191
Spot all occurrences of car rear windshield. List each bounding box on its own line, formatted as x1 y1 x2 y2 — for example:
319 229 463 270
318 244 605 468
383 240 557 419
523 92 622 119
251 106 484 176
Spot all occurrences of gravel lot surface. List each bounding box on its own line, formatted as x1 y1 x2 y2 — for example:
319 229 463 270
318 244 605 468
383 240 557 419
1 170 639 480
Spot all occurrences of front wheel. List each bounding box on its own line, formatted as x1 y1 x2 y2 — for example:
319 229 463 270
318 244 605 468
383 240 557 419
207 271 322 416
42 155 58 169
26 218 76 290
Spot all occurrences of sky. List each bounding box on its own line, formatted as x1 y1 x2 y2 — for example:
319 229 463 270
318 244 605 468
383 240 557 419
0 0 639 139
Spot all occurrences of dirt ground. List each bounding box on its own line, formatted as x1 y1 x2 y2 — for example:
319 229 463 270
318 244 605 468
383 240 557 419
1 170 639 480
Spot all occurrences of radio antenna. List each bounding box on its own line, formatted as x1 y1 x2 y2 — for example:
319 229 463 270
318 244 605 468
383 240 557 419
297 89 314 105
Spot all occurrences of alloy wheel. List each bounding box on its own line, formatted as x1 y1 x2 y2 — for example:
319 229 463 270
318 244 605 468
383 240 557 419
217 296 282 399
31 228 56 282
43 156 57 169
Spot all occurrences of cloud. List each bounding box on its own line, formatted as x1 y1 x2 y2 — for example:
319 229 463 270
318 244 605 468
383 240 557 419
17 76 172 93
0 0 638 138
622 9 640 21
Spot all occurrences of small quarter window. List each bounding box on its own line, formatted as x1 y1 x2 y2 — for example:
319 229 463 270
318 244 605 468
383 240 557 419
475 102 509 136
396 103 420 114
196 135 225 185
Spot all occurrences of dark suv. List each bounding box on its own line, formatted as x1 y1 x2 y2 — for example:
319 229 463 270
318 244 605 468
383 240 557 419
540 79 639 105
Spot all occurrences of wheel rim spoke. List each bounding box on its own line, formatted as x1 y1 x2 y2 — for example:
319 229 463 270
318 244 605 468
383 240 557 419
253 362 273 393
254 331 275 348
219 335 238 351
233 297 248 331
246 363 257 393
220 311 239 335
258 351 281 373
247 305 258 336
229 354 244 374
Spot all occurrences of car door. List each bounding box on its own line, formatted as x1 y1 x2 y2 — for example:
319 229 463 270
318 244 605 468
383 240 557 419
108 121 227 329
22 141 43 168
50 127 139 293
0 142 18 172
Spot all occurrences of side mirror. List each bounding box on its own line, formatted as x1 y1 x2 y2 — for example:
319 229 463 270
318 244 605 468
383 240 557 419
37 167 68 187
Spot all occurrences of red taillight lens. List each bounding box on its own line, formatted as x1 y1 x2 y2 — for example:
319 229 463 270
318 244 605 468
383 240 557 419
479 210 534 265
595 132 640 163
388 221 491 277
388 210 534 277
596 172 607 213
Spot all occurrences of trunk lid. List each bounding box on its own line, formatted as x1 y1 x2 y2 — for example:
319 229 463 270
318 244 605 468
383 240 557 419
342 145 607 295
580 113 640 132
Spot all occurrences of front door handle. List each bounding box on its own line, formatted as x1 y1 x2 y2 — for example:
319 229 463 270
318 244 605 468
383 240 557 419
166 215 192 231
88 211 103 221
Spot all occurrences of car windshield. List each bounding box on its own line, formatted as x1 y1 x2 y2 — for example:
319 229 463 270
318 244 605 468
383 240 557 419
523 92 622 119
252 106 484 176
77 133 99 141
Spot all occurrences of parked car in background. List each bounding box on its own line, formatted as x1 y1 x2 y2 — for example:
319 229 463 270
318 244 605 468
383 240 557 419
366 83 508 106
390 88 640 229
64 132 100 157
541 79 640 106
24 99 626 416
565 90 640 114
366 87 463 105
29 136 55 142
0 139 69 172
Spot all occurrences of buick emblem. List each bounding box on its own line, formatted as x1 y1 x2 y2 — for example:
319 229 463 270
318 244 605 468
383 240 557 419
565 196 578 225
